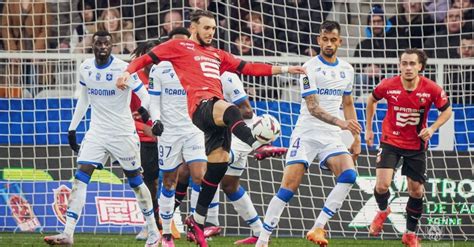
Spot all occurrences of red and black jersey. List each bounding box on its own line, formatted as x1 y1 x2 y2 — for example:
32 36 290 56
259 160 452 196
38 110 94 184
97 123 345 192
127 39 272 116
130 70 155 143
372 75 449 150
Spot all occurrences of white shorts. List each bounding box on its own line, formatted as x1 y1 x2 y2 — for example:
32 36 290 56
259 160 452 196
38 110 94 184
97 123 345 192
159 131 207 172
285 129 350 170
226 136 253 177
77 131 141 171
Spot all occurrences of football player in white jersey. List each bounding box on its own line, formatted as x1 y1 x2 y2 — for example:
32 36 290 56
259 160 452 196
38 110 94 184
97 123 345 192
44 31 160 247
147 27 208 247
257 21 362 247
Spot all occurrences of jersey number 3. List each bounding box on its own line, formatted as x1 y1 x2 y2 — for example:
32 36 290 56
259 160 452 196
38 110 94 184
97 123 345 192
200 62 220 80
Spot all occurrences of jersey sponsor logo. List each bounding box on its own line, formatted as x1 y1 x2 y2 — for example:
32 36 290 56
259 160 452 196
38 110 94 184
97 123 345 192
227 77 233 83
132 74 139 80
106 73 113 81
164 88 186 95
84 65 91 69
88 88 116 96
416 92 431 98
194 56 220 64
302 76 310 90
340 71 346 78
315 88 344 96
180 42 195 50
200 62 220 79
396 112 421 127
233 89 240 95
96 73 101 81
162 69 172 74
391 95 399 102
387 90 401 95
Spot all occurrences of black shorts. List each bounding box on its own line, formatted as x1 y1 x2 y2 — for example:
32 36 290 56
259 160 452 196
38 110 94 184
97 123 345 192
140 142 159 183
192 97 231 155
376 143 427 183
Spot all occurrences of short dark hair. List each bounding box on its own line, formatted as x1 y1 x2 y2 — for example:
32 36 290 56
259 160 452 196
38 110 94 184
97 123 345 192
319 20 341 34
92 30 112 41
168 27 191 38
190 10 215 23
131 40 161 59
401 48 428 71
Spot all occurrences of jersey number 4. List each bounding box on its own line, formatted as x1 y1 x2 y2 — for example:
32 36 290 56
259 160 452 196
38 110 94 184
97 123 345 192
200 62 220 80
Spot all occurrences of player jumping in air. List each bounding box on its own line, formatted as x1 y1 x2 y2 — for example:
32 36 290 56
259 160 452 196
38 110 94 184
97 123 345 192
366 49 452 247
147 27 208 247
257 21 362 247
44 31 160 247
176 71 265 245
116 10 305 247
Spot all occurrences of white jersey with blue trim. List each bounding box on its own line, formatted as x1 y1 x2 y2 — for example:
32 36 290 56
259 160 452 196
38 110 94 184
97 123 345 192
148 61 200 134
296 55 354 132
78 56 143 135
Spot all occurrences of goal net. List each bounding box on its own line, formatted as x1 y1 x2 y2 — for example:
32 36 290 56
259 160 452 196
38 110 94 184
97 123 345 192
0 0 472 242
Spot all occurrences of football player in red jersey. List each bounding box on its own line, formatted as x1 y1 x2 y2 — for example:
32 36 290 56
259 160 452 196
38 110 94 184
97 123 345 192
365 49 452 247
116 10 305 247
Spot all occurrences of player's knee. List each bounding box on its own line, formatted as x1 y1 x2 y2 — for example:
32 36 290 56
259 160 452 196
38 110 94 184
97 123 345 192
74 169 92 184
222 178 239 195
223 105 243 127
162 175 177 190
337 169 357 184
375 184 390 194
408 184 424 198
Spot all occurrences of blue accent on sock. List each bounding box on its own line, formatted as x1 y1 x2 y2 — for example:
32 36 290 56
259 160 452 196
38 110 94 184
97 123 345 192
190 207 195 213
160 213 174 220
262 223 274 232
128 175 143 188
276 188 294 203
322 206 335 217
246 215 260 225
227 186 245 202
74 170 91 184
337 169 357 184
143 209 154 217
209 202 219 208
161 187 175 198
192 183 201 192
66 210 79 220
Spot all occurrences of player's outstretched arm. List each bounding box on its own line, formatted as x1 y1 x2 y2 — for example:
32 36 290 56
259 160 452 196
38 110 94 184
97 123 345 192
117 54 154 90
418 106 452 142
305 94 361 135
68 85 90 153
271 65 306 75
342 95 361 160
365 94 378 147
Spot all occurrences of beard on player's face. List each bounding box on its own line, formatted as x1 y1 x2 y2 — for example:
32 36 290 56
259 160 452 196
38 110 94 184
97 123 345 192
196 32 212 46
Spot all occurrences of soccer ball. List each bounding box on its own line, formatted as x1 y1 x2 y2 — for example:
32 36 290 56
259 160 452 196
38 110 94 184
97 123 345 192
252 114 281 144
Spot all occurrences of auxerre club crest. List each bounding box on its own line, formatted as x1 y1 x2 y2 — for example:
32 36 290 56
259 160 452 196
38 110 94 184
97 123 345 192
52 185 72 225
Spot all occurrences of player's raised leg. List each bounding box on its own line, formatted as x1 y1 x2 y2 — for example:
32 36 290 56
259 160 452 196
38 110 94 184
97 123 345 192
44 164 95 245
307 154 357 246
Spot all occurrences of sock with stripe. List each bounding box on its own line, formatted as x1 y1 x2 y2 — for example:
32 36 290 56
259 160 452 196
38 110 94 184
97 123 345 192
205 188 220 226
195 163 228 225
64 170 90 237
259 188 294 242
227 186 262 236
313 169 356 229
159 186 175 234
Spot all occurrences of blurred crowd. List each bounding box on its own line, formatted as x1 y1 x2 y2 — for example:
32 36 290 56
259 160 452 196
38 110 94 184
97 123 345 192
0 0 472 103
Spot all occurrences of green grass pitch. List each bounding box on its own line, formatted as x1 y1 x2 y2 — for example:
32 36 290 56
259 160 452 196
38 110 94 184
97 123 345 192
0 233 470 247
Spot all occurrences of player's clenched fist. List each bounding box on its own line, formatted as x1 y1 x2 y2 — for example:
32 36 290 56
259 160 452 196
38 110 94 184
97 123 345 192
418 127 434 142
151 120 164 136
116 72 130 90
365 129 374 147
68 130 80 153
339 119 361 135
